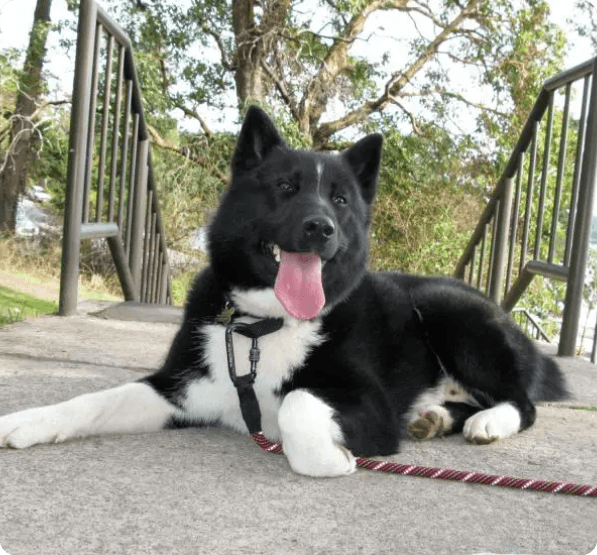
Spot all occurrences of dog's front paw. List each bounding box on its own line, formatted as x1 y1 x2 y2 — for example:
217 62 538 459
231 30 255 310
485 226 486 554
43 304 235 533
463 403 521 445
283 437 356 478
0 407 70 449
278 389 356 478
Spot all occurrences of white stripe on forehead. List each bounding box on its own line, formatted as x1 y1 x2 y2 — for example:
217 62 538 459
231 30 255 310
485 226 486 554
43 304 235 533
316 161 324 189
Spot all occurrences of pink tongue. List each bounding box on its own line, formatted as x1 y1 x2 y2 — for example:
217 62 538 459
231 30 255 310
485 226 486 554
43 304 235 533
274 252 325 320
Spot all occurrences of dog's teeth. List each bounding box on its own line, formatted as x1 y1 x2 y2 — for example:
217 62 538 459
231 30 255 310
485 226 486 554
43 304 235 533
272 244 281 263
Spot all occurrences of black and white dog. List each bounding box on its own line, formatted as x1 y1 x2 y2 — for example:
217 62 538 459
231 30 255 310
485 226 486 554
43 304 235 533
0 107 567 477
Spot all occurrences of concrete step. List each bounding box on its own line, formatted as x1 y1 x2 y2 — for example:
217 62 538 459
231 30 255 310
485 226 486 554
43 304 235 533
0 310 595 555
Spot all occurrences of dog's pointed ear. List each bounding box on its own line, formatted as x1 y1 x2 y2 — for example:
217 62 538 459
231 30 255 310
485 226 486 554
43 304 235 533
232 106 287 172
342 133 383 205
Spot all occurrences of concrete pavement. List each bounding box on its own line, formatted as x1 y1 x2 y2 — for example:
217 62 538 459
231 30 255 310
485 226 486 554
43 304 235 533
0 302 596 555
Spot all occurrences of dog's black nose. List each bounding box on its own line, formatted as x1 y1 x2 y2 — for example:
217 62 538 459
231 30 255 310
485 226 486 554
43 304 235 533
302 215 336 243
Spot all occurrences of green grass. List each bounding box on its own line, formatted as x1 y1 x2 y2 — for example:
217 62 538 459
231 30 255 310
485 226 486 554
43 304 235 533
0 285 58 327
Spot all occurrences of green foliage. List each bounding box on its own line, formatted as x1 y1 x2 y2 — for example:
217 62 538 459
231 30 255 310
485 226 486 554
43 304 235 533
152 134 233 252
1 0 590 318
0 285 57 327
371 126 481 274
31 107 71 211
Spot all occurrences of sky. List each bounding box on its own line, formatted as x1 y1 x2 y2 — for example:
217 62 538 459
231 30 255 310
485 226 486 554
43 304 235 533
0 0 596 128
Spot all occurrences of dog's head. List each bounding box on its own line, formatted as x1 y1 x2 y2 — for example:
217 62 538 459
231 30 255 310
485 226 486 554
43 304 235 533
209 106 382 320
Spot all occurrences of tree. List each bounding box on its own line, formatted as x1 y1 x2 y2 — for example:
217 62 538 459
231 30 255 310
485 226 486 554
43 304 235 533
0 0 53 233
51 0 567 275
85 0 564 152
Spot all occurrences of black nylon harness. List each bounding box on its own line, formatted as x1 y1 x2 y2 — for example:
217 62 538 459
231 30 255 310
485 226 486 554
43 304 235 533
222 298 443 436
224 317 284 434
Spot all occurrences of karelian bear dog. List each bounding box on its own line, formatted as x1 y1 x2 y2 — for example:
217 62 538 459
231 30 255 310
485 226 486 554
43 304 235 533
0 107 567 477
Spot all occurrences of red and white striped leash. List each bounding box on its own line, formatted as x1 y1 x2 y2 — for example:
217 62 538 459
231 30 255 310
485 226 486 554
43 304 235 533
222 315 596 498
251 432 597 497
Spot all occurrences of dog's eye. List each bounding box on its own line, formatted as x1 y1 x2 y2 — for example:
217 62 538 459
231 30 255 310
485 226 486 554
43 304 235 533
278 182 296 193
333 195 347 205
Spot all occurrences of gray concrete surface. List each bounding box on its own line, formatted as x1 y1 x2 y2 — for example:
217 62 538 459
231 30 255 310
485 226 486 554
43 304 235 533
0 306 596 555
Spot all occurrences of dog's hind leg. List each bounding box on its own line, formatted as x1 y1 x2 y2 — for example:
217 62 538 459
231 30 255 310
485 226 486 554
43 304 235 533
407 401 479 440
0 382 176 449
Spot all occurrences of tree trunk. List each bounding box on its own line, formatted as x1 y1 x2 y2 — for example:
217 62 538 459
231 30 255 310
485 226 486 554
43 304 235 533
232 0 291 106
0 0 52 232
232 0 263 104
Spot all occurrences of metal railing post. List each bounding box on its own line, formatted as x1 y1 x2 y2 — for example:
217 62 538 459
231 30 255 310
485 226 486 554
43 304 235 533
488 177 513 303
59 0 96 316
129 138 149 296
559 60 597 356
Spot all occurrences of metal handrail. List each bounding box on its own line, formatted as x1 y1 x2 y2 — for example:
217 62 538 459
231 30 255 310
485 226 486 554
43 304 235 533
59 0 172 315
511 308 552 343
455 57 597 357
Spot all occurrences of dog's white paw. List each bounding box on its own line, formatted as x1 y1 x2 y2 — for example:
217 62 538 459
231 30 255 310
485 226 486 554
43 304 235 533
463 403 521 445
0 406 70 449
283 436 356 478
279 389 356 477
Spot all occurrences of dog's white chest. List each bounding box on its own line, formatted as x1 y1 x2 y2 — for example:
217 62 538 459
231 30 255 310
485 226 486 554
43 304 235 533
183 316 323 441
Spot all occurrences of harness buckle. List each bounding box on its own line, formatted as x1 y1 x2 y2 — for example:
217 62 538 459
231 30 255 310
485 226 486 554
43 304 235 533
225 322 257 386
223 316 283 435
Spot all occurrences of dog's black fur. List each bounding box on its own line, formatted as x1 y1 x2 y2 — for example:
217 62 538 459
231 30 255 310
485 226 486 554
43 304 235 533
146 107 567 457
0 107 568 475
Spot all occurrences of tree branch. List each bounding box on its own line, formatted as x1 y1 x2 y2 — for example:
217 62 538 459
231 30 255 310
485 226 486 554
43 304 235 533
146 124 228 185
169 99 214 138
300 0 410 132
202 23 234 71
442 91 509 118
390 99 424 135
260 59 300 120
312 0 482 146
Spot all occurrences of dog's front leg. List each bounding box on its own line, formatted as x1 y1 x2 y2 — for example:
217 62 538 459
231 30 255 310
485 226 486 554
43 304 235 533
0 382 176 449
278 389 356 477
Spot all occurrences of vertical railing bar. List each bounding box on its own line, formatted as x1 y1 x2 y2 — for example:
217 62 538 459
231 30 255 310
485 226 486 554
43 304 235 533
591 309 597 363
125 113 139 258
117 78 132 231
160 259 169 304
107 43 125 223
82 21 102 224
486 213 498 295
534 91 554 260
505 154 524 296
155 251 164 304
148 214 158 303
141 188 153 302
59 0 97 316
95 32 114 223
560 60 597 356
149 216 158 303
520 121 539 274
167 267 173 304
153 233 161 303
565 75 591 267
468 247 476 286
146 159 172 304
129 138 149 294
477 225 487 289
143 217 152 303
548 82 572 263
